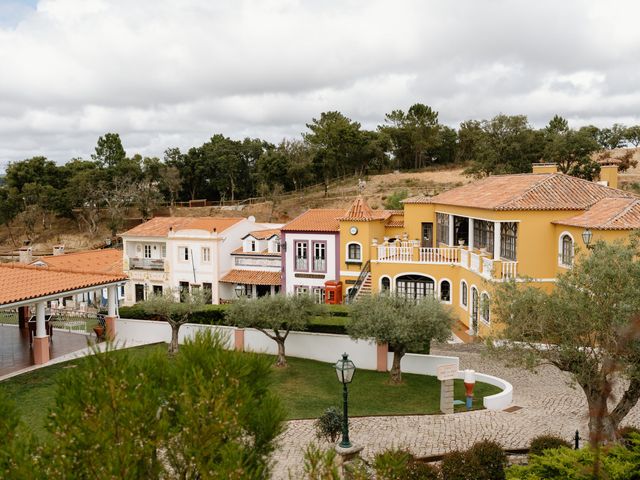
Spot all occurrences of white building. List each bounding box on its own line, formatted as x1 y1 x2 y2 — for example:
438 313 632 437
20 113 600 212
219 229 282 301
120 216 281 305
280 209 344 303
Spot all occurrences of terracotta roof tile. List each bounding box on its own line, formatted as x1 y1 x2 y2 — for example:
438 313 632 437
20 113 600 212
121 217 244 237
553 197 640 230
219 269 281 286
31 249 123 275
338 197 393 221
0 263 127 306
243 229 280 240
281 209 346 232
405 173 634 211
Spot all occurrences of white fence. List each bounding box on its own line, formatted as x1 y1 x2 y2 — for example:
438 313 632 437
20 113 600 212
115 318 512 410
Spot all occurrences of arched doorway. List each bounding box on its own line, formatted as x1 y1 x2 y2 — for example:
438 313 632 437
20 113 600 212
470 287 479 335
395 274 435 300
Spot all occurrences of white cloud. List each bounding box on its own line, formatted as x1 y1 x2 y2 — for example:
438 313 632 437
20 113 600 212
1 0 640 168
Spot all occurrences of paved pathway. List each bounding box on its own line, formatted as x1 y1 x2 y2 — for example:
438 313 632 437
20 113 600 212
270 343 640 479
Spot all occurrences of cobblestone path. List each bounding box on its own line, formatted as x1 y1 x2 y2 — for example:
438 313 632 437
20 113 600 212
270 343 640 479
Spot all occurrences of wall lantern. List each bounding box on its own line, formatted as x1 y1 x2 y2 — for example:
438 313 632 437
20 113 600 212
582 229 593 249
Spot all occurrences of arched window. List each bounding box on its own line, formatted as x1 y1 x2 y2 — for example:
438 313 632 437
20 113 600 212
381 276 391 291
481 292 490 324
439 280 451 302
347 242 362 262
396 274 435 301
461 281 468 308
560 234 574 267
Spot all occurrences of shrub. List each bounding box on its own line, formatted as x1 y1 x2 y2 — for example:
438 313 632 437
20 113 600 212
384 190 409 210
373 449 414 480
440 450 475 480
617 426 640 448
529 434 572 458
314 407 343 443
467 440 507 480
407 461 439 480
301 443 340 480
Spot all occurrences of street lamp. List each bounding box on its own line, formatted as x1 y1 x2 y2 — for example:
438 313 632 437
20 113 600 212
334 352 356 448
234 284 245 298
582 229 593 249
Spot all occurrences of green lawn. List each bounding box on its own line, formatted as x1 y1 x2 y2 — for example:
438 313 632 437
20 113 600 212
272 356 500 419
0 345 501 438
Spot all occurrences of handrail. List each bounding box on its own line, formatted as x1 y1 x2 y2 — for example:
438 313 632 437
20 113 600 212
346 260 371 304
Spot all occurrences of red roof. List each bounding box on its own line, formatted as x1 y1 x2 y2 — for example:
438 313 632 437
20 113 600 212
404 173 634 211
220 269 281 286
32 249 123 275
0 263 127 306
121 217 244 237
281 209 346 232
553 197 640 230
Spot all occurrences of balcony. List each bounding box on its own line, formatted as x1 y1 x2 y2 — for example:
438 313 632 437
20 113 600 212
129 257 165 271
374 241 517 280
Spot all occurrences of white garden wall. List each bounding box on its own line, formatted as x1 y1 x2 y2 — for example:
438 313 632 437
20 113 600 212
115 318 512 410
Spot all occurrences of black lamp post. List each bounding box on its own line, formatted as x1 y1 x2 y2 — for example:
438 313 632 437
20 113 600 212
234 284 245 298
582 229 593 249
334 352 356 448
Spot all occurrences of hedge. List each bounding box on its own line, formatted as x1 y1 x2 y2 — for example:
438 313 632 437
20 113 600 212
119 303 349 334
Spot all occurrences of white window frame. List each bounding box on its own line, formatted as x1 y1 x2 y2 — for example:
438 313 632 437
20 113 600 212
558 231 574 268
379 275 391 292
480 291 490 324
346 242 362 262
201 247 211 263
460 280 468 310
313 287 326 304
161 244 167 258
178 246 189 262
143 244 152 259
295 285 309 296
439 278 452 304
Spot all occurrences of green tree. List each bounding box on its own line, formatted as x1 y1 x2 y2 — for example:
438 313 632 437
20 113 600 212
491 239 640 445
226 294 321 367
624 125 640 147
43 332 285 479
348 294 454 383
140 290 205 354
461 115 544 176
91 132 127 170
304 111 368 193
542 115 601 180
380 103 442 169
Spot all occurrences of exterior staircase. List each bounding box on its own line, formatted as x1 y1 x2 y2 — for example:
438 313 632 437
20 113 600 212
353 273 372 300
346 260 371 303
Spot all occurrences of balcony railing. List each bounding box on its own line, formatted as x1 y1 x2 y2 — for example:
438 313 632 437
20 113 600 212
374 241 517 280
129 257 165 271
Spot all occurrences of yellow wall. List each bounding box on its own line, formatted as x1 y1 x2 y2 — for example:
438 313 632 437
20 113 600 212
338 198 635 337
599 165 618 189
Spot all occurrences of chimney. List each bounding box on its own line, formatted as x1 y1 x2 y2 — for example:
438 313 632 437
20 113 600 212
19 246 33 264
532 163 558 174
598 165 618 189
53 245 65 256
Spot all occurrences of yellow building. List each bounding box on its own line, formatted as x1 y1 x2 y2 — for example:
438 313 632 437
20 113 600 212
338 165 639 338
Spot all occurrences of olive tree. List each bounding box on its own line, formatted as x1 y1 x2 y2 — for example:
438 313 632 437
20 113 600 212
226 294 322 367
491 239 640 445
348 294 454 383
140 289 204 354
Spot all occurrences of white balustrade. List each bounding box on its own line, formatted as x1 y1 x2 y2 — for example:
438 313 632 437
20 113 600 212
377 245 460 264
482 257 494 279
501 261 517 280
470 252 481 272
460 248 469 268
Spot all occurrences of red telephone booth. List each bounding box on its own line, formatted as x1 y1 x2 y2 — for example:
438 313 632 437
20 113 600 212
324 281 343 305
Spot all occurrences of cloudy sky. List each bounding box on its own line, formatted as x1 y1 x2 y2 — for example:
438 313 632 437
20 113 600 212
1 0 640 169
